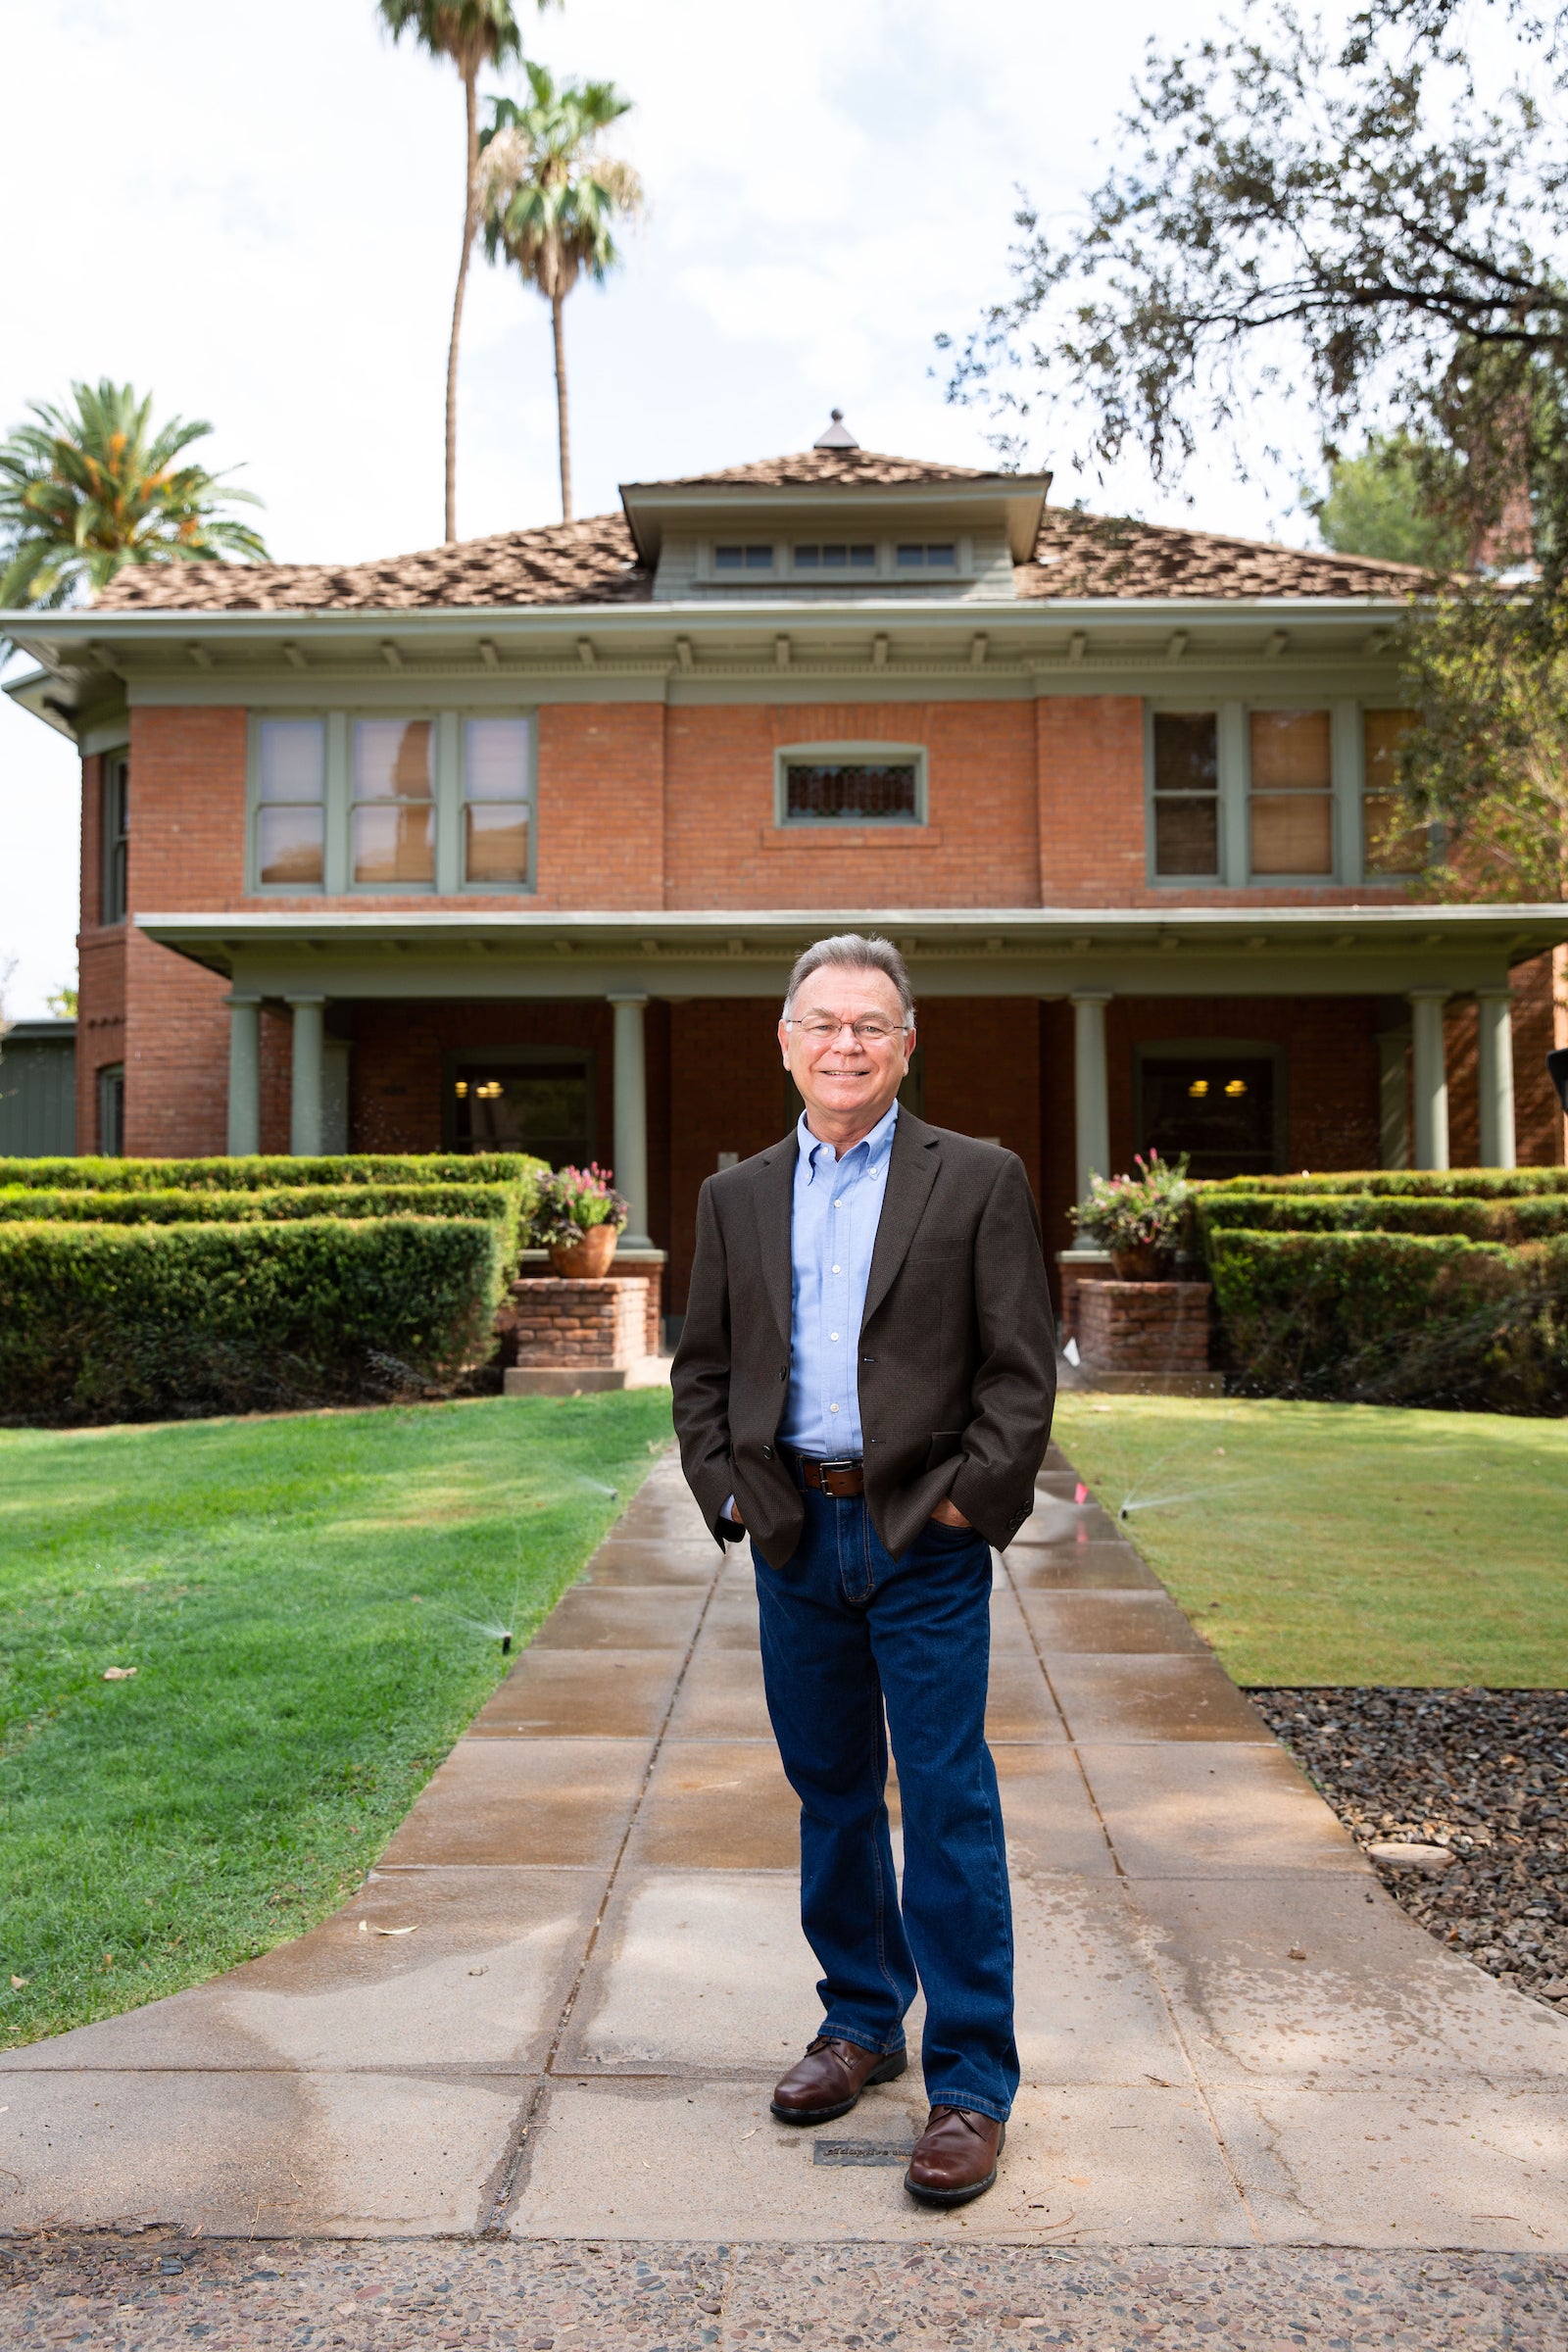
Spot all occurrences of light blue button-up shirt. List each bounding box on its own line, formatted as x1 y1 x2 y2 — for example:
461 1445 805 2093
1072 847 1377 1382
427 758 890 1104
778 1099 899 1457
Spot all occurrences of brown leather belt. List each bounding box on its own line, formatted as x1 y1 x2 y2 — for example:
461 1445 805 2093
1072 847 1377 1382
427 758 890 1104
791 1452 865 1498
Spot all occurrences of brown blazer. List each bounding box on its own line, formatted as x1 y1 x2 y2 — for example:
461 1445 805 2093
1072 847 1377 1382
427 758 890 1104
670 1110 1056 1569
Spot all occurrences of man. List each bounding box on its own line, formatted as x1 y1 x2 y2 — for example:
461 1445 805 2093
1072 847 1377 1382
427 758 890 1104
671 933 1055 2207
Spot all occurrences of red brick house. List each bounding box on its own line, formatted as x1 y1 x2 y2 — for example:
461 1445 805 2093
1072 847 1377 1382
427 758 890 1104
8 417 1567 1321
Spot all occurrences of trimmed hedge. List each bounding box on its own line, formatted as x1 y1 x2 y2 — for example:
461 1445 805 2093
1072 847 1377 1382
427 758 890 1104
1196 1189 1568 1245
0 1216 508 1426
1206 1228 1568 1411
1200 1168 1568 1200
0 1152 542 1195
0 1181 526 1261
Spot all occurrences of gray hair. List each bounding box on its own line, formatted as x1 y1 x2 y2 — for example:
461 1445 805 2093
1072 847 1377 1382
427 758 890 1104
783 932 914 1021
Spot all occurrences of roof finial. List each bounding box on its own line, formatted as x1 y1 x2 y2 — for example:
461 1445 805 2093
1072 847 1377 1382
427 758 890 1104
813 408 858 451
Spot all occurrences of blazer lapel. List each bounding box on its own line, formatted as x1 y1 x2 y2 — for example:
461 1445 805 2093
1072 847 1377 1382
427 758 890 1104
859 1112 940 1335
754 1130 799 1350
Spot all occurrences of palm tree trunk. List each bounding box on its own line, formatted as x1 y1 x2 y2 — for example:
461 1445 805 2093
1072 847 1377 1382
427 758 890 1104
445 66 480 543
552 291 572 521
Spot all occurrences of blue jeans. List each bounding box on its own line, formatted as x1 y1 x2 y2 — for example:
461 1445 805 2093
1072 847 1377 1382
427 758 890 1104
752 1486 1017 2123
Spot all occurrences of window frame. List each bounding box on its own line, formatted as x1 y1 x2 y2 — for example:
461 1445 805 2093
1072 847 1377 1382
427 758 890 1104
1132 1037 1289 1176
459 711 536 895
1145 707 1223 884
245 708 538 898
1245 705 1341 885
1144 698 1378 888
100 747 129 926
440 1043 598 1159
773 741 930 829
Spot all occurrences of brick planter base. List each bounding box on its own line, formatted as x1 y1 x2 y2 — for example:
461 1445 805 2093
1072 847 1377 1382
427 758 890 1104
1077 1279 1222 1396
499 1276 666 1395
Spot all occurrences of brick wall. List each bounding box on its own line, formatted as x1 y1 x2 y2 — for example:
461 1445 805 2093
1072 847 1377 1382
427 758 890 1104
502 1277 649 1367
1513 950 1568 1167
536 703 663 906
1079 1280 1212 1373
664 701 1040 907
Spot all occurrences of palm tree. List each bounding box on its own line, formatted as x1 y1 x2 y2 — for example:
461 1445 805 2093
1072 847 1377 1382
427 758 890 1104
478 65 643 520
0 379 267 613
378 0 547 543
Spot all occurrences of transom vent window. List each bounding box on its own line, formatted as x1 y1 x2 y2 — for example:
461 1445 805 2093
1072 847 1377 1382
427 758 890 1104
1152 712 1219 878
896 542 956 568
714 544 774 570
794 543 875 569
785 760 919 824
1250 709 1333 876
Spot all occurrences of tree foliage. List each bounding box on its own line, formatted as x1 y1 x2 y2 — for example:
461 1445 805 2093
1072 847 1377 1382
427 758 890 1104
1307 430 1468 565
478 63 642 519
0 379 266 613
948 0 1568 577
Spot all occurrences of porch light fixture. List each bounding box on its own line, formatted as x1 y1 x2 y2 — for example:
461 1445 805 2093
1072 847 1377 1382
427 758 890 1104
454 1080 469 1098
1225 1078 1249 1096
1188 1079 1209 1098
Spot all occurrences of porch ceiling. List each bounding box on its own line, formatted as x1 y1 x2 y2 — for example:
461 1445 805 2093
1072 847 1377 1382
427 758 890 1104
135 904 1568 1004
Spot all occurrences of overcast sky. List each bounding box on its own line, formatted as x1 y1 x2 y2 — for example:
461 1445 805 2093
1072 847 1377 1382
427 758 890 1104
0 0 1318 1016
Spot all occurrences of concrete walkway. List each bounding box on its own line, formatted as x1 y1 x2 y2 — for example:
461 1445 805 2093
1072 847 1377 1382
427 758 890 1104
3 1446 1566 2249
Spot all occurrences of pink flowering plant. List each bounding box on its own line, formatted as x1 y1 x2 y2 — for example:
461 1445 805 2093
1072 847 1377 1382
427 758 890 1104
1069 1151 1193 1258
532 1163 628 1249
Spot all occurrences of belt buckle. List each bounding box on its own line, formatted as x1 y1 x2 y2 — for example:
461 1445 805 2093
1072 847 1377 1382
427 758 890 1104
817 1455 859 1498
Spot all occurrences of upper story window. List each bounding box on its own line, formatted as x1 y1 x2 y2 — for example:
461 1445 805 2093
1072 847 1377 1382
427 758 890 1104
1249 710 1334 877
1362 709 1424 874
353 719 434 887
249 710 534 895
896 542 956 569
101 749 130 923
781 752 923 826
1151 713 1219 879
255 720 325 887
794 543 875 570
464 717 531 885
714 544 774 571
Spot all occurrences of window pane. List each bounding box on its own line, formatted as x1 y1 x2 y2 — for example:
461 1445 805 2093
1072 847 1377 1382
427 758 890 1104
1250 709 1331 789
258 804 325 886
925 543 956 566
822 544 848 567
745 545 772 568
257 719 325 804
794 545 820 567
896 545 925 567
353 802 434 883
1141 1055 1275 1178
714 546 745 569
1153 797 1219 876
466 717 530 802
465 804 529 883
785 760 918 823
850 544 875 565
1363 710 1425 873
1153 712 1217 795
1251 791 1333 874
452 1061 591 1162
354 718 432 800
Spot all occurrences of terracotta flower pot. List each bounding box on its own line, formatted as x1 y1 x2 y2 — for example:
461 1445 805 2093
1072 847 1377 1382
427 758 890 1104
1109 1241 1165 1281
548 1223 619 1278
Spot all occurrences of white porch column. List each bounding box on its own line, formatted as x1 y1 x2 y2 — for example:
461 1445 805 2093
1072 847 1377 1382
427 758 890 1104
287 995 326 1157
1071 991 1113 1201
608 992 652 1248
224 993 262 1156
1408 989 1450 1171
1476 987 1517 1169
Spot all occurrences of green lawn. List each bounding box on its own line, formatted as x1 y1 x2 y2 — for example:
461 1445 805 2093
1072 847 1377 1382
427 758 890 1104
0 1392 671 2048
1054 1394 1568 1688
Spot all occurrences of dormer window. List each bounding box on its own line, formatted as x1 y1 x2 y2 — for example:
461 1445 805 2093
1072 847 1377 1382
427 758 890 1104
897 542 956 568
714 544 774 571
794 543 875 570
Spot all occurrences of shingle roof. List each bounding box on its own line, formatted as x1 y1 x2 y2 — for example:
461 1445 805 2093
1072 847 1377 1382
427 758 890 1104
93 513 650 612
1021 506 1429 601
627 447 995 489
88 460 1431 615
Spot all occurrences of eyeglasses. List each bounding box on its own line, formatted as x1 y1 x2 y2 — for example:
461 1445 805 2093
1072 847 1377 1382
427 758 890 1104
787 1016 910 1044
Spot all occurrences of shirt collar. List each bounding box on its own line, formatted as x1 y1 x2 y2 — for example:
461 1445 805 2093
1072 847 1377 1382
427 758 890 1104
798 1098 901 1181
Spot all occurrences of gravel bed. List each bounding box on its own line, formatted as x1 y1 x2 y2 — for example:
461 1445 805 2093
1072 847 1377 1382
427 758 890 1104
1 2234 1566 2350
1249 1688 1568 2006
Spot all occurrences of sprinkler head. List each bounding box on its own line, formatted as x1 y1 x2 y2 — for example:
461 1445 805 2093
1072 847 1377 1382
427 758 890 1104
501 1634 512 1655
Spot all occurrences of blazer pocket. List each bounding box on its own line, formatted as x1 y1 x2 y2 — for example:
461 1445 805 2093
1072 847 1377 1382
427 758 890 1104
924 1428 963 1470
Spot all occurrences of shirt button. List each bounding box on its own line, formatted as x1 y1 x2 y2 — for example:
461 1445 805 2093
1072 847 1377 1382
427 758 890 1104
829 1332 839 1341
831 1264 841 1274
829 1402 840 1413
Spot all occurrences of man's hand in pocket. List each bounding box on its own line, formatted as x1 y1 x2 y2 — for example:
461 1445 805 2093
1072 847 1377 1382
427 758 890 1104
929 1496 970 1529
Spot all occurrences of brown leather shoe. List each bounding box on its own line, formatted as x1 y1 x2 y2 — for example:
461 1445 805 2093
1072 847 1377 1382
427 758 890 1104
904 2105 1005 2204
770 2034 906 2125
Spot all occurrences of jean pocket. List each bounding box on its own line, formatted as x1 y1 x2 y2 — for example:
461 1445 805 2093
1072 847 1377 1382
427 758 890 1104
918 1516 979 1549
